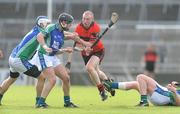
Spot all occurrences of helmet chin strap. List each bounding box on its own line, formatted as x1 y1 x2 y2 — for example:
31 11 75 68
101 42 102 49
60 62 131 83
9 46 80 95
39 22 49 29
61 22 69 31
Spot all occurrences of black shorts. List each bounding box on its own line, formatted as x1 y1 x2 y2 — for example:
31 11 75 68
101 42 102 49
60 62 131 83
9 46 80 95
23 65 41 78
10 71 20 78
82 49 105 65
145 61 155 72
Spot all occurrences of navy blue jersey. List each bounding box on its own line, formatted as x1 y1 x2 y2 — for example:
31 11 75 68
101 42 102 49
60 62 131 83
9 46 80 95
38 23 64 56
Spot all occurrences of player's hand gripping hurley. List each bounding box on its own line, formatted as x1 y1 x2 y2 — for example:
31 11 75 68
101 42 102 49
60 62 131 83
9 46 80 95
65 12 119 71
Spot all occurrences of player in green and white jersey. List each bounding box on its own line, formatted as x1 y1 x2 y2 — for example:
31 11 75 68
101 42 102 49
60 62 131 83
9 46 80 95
0 16 51 105
103 74 180 106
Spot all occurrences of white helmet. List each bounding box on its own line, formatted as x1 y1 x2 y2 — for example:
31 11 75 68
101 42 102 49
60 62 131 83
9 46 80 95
36 16 51 28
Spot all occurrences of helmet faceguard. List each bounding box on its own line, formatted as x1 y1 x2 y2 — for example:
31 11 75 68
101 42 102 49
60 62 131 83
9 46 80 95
36 16 51 28
58 13 74 30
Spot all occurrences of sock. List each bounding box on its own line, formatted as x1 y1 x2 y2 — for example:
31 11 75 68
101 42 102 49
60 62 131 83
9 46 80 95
97 84 104 92
111 82 119 89
117 82 126 90
38 97 46 105
0 94 3 103
140 95 148 103
36 97 40 105
64 96 70 104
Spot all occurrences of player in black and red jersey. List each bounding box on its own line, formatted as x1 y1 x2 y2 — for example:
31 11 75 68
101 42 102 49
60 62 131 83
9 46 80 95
75 10 115 101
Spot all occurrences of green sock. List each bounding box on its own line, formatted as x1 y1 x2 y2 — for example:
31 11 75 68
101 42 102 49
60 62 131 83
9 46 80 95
36 97 40 105
64 96 70 104
141 95 148 103
38 97 46 105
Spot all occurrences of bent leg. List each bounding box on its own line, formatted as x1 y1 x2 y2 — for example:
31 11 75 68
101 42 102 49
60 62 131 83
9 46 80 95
36 67 56 108
96 66 108 81
0 76 17 105
40 67 56 98
136 74 157 95
35 73 45 104
54 64 70 97
0 70 19 105
86 56 107 101
136 74 157 106
86 56 101 85
0 77 17 94
54 64 77 107
144 70 155 79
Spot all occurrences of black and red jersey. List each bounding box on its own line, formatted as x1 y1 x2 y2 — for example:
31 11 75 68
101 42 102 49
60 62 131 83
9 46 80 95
75 22 104 55
144 51 158 62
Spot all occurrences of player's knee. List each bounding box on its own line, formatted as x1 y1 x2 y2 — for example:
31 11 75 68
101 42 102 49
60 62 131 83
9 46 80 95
66 69 70 74
86 65 95 73
136 74 146 81
61 75 70 84
49 76 56 86
38 74 46 81
4 76 17 85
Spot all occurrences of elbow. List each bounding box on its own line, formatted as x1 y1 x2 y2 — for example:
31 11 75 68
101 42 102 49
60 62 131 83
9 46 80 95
37 33 44 43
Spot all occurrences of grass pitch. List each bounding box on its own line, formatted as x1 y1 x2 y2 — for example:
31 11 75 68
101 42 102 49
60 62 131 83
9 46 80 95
0 86 180 114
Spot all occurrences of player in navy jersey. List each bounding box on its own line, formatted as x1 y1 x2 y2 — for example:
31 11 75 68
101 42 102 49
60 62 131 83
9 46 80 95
35 12 91 108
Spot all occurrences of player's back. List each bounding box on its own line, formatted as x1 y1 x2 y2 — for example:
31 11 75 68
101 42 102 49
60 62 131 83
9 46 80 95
11 26 42 60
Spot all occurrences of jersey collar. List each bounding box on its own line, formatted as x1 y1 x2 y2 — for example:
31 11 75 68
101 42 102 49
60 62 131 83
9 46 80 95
55 22 64 32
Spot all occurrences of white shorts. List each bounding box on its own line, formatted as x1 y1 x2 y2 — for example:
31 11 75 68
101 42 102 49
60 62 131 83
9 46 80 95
149 84 173 105
30 51 62 71
9 56 34 73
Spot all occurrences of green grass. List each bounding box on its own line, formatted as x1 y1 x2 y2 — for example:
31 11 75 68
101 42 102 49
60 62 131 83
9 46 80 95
0 86 180 114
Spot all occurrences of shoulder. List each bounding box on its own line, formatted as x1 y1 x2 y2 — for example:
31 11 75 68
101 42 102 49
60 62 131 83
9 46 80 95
46 24 56 32
93 22 100 28
76 23 82 29
75 23 83 32
92 22 100 32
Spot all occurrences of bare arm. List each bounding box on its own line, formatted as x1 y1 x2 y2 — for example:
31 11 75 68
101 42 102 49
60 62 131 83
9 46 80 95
64 31 92 48
56 47 73 55
37 32 52 53
173 91 180 106
167 84 180 106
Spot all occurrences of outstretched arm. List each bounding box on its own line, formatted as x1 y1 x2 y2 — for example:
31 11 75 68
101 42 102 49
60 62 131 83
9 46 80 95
37 32 52 53
64 31 92 48
56 47 73 55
